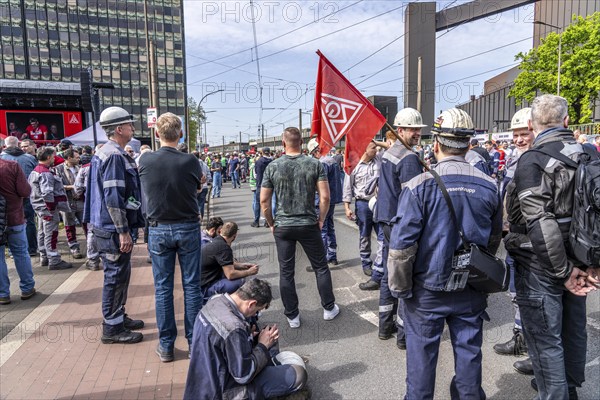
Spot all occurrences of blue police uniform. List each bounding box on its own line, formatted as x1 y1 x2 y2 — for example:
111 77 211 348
83 140 144 336
388 156 502 399
315 155 343 263
374 141 422 341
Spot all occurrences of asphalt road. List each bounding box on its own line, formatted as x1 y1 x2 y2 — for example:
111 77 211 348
2 182 598 399
212 184 600 400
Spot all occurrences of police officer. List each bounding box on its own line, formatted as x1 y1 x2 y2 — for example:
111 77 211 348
84 107 145 344
388 108 502 399
307 138 343 265
511 95 597 398
374 108 424 348
493 108 533 375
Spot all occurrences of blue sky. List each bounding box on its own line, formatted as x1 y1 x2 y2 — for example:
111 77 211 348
183 1 535 145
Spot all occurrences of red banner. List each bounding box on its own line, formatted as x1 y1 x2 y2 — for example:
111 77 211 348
310 50 386 174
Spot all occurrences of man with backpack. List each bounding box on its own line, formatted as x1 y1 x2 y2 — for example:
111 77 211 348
511 94 599 399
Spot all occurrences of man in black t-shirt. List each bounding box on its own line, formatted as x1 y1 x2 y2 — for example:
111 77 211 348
201 222 259 303
138 112 204 363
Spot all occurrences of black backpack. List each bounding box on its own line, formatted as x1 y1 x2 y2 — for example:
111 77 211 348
535 146 600 268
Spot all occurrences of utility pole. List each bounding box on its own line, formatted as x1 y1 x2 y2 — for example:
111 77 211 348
222 135 225 153
261 124 265 148
299 109 302 133
144 0 157 150
239 131 242 152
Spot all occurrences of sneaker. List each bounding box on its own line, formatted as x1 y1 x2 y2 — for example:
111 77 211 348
0 297 11 305
155 345 174 362
124 315 145 330
287 315 301 329
251 221 259 228
70 248 83 259
323 304 340 321
359 280 380 291
21 288 37 300
101 329 143 344
40 256 49 267
48 260 73 270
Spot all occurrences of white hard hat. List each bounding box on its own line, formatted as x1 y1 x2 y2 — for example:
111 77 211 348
393 108 427 128
510 107 531 131
307 138 319 154
431 108 475 148
272 351 306 369
99 107 136 127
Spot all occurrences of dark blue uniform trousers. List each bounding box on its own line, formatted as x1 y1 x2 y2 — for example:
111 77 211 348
403 285 488 400
94 228 132 336
379 224 405 341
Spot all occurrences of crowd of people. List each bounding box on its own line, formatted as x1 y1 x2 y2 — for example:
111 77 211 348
6 117 65 141
1 94 600 399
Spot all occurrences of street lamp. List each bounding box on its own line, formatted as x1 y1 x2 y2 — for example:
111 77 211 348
197 89 224 150
533 21 563 96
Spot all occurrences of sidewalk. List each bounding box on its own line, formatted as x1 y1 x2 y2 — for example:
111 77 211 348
0 243 190 400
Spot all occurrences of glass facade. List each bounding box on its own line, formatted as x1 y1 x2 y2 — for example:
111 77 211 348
0 0 186 137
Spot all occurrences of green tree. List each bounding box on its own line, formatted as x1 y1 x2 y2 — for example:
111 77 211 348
509 12 600 123
187 96 201 150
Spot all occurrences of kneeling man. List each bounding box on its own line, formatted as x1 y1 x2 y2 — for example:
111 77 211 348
201 221 259 302
185 279 308 400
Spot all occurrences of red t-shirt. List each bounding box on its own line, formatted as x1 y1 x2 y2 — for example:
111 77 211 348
25 124 48 140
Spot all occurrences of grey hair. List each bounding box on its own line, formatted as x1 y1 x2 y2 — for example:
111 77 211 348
104 125 117 138
5 136 19 147
530 94 568 132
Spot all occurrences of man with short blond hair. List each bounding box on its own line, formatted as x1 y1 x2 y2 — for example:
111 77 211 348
139 112 204 362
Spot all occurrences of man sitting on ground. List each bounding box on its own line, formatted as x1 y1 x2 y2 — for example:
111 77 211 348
184 279 308 400
201 221 259 303
201 216 223 245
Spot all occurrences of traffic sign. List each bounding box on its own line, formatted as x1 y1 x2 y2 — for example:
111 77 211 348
147 107 157 128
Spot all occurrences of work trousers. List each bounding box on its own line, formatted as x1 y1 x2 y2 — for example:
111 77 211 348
93 227 132 336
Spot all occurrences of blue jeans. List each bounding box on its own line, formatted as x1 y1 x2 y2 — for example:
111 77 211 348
149 221 203 350
355 200 383 281
23 199 37 254
197 188 208 219
0 224 35 298
515 263 587 399
403 285 488 400
253 188 261 223
231 171 240 188
317 204 337 262
211 172 222 197
94 227 132 336
202 276 244 304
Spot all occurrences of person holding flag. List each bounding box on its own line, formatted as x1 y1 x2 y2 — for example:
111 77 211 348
374 108 426 349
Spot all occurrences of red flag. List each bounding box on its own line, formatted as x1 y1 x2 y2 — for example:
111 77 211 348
311 50 386 174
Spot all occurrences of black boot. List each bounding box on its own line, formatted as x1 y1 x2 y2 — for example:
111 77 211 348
493 328 527 355
513 357 533 375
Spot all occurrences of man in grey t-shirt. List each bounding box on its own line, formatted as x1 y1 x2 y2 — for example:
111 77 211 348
261 127 339 328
